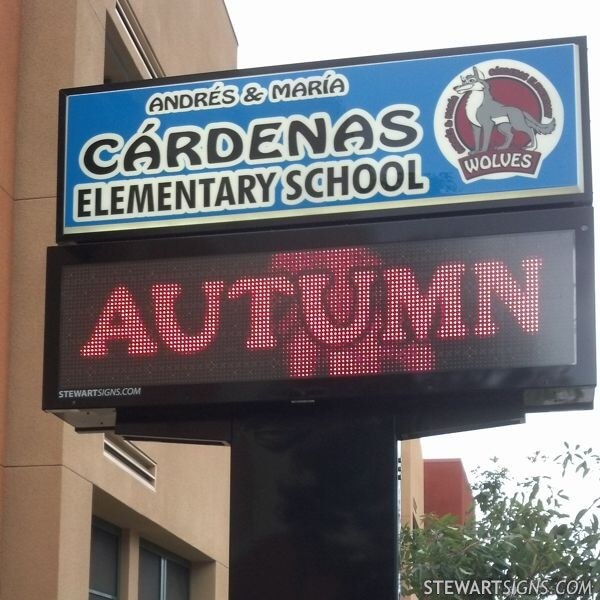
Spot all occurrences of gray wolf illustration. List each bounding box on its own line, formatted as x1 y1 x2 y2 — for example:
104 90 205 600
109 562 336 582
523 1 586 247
453 67 556 154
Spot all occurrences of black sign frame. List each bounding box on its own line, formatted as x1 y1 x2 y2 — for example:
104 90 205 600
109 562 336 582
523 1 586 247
43 206 595 427
56 36 592 244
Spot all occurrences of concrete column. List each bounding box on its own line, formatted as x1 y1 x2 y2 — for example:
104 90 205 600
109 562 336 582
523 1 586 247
120 528 141 599
0 465 92 599
191 560 230 600
400 439 424 529
213 561 230 600
0 0 21 540
0 466 62 598
57 467 94 599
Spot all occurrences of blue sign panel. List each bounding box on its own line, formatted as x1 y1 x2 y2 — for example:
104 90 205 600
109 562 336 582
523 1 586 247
58 38 588 240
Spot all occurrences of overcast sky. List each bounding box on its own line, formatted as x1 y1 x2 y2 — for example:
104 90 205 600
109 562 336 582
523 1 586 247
224 0 599 495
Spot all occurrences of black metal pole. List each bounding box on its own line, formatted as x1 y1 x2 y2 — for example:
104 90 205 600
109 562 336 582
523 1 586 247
229 412 398 600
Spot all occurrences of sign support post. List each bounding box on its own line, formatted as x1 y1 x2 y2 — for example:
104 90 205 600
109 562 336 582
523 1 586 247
229 413 398 600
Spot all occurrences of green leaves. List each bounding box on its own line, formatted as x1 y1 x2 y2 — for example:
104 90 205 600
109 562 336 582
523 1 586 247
399 444 600 600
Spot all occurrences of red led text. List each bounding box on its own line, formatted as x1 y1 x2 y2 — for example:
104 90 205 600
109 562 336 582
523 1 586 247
80 250 542 375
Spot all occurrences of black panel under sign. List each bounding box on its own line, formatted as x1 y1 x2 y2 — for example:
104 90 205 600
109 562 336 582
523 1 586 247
229 414 398 600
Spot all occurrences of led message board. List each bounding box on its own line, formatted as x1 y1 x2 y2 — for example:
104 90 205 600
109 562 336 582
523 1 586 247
44 207 595 425
57 37 590 241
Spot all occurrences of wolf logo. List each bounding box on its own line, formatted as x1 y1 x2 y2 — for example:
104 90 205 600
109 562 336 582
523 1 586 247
453 67 556 154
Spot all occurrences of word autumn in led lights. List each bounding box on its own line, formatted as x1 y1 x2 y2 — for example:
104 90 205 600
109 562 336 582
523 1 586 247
79 247 541 378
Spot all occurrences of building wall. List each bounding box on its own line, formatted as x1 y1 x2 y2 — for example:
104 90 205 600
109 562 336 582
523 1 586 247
423 458 474 525
1 1 236 598
400 439 424 529
0 0 21 554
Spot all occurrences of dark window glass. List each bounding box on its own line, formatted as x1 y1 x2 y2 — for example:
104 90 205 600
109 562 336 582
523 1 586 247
104 15 142 84
166 559 190 600
139 543 190 600
89 521 119 599
139 547 162 600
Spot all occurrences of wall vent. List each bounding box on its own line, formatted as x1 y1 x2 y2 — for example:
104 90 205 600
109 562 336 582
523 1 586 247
104 432 157 488
115 0 164 78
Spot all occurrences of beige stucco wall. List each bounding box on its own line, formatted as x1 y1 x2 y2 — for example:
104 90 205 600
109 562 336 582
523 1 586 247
0 0 21 544
1 1 236 598
0 0 21 196
400 439 424 528
399 440 424 600
128 0 237 75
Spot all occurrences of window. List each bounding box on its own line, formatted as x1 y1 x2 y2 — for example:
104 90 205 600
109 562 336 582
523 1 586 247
104 1 164 84
104 14 143 84
139 543 190 600
89 519 120 600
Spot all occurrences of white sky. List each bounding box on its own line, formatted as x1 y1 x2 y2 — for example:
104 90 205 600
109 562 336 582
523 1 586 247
224 1 600 497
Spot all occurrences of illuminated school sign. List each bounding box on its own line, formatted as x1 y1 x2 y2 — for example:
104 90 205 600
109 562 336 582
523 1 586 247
43 207 595 421
57 37 589 240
